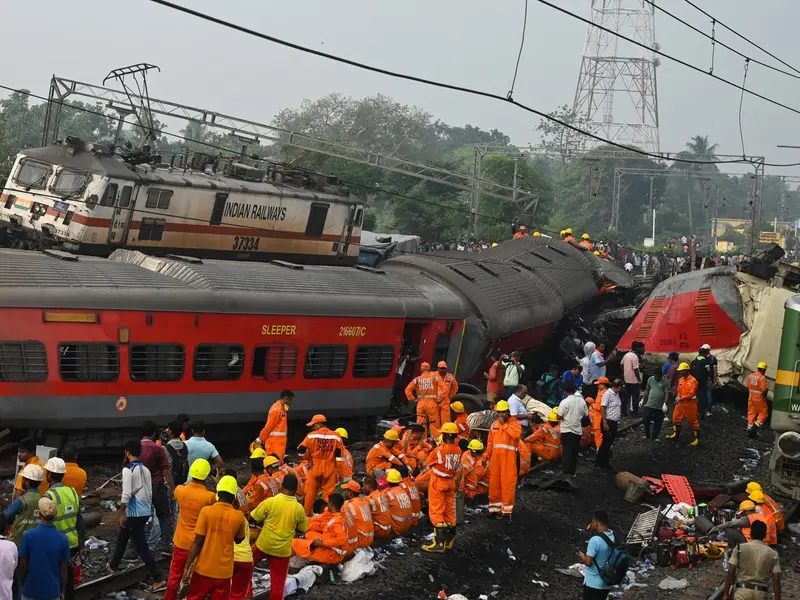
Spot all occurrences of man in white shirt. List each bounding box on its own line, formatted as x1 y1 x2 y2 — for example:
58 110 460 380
0 516 17 600
620 342 644 416
502 352 525 400
507 385 532 431
596 379 623 471
558 382 588 481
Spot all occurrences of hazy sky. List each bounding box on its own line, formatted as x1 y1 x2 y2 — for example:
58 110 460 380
3 0 800 174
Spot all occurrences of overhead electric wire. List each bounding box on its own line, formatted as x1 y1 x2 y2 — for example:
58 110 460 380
507 0 529 100
678 0 800 76
642 0 800 81
141 0 795 168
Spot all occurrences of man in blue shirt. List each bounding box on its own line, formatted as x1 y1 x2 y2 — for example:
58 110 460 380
184 421 224 483
662 351 679 375
578 510 615 599
19 497 70 600
562 365 584 394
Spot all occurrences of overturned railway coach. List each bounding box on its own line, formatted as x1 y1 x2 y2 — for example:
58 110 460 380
0 139 364 265
0 237 631 432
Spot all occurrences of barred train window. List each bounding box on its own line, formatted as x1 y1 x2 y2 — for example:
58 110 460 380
58 343 119 382
304 345 348 379
13 159 51 190
193 344 244 381
353 345 395 378
252 344 298 381
51 169 90 196
146 189 173 209
0 342 48 382
130 344 185 382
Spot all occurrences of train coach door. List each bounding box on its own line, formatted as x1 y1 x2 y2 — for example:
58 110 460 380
335 203 360 261
108 183 134 245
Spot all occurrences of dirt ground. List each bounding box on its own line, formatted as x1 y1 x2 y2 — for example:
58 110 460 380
3 394 798 600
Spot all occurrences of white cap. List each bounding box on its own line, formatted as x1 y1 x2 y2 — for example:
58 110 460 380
45 457 66 474
701 344 711 351
20 464 44 482
38 497 57 519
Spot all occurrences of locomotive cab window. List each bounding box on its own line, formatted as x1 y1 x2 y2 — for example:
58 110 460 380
305 203 329 237
100 183 118 207
145 189 173 210
252 344 298 381
193 344 244 381
353 345 395 378
304 345 348 379
51 169 90 197
58 343 119 382
0 342 48 382
13 159 51 190
130 344 185 382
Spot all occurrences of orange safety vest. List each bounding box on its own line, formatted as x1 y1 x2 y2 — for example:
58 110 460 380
343 497 374 548
742 509 778 545
759 494 785 533
746 372 767 403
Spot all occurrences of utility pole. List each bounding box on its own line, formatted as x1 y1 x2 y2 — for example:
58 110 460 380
648 176 654 222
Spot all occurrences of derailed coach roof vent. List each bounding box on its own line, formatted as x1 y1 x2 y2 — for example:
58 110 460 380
545 245 568 257
447 265 475 282
512 259 535 273
475 263 498 277
530 250 552 263
166 254 203 264
353 265 386 275
42 249 78 262
271 260 304 271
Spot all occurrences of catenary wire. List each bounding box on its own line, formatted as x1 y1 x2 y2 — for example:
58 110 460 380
507 0 529 100
738 59 750 158
140 0 799 168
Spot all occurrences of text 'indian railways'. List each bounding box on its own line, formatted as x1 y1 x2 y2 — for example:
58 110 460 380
224 202 287 221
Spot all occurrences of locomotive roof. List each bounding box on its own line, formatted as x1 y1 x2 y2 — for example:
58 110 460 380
0 249 464 319
21 146 358 204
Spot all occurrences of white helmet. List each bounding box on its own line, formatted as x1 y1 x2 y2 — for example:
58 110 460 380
45 457 66 474
20 464 44 482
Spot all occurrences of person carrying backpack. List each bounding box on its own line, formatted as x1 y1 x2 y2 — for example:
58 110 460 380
536 364 562 408
578 510 628 599
164 421 189 527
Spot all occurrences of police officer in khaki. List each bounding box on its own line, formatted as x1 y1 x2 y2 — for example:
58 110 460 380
723 519 782 600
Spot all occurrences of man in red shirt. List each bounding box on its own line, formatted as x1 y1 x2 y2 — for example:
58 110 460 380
484 353 505 406
131 421 175 552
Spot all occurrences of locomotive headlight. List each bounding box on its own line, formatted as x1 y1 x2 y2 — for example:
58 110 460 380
777 431 800 459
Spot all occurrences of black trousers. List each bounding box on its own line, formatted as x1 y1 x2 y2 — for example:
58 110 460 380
109 516 162 579
622 383 641 415
63 547 78 600
151 482 173 545
642 406 665 439
596 420 618 468
583 585 610 600
561 432 582 475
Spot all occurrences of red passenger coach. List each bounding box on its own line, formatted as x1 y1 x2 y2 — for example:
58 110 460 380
0 249 464 430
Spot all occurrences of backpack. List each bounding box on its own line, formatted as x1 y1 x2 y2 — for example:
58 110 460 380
690 357 709 384
535 374 561 402
165 439 189 486
594 533 629 586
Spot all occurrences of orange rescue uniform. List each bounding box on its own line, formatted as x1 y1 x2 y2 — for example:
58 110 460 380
273 463 305 500
746 371 768 427
518 440 532 476
406 372 443 437
401 431 433 472
400 478 423 526
291 512 350 564
525 422 562 461
454 412 470 442
338 447 354 482
742 509 778 546
343 497 374 548
244 474 279 513
486 417 522 516
673 375 700 431
365 442 405 476
382 486 414 536
299 427 344 515
259 400 289 460
367 490 393 540
437 373 459 431
461 451 480 499
425 443 461 527
590 391 605 448
579 240 594 251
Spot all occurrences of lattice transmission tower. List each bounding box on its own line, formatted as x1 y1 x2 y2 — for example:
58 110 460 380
570 1 660 154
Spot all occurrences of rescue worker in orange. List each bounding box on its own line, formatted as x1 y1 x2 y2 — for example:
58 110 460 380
244 451 279 512
335 428 354 482
298 414 344 515
268 454 305 500
362 476 392 540
405 362 443 437
422 423 462 552
397 465 422 527
590 376 610 448
450 401 469 443
292 493 350 564
667 362 700 446
563 228 576 244
485 400 522 521
578 233 593 250
382 469 414 536
437 361 459 433
518 438 532 477
342 480 374 549
747 482 785 533
709 500 778 547
400 423 433 473
746 362 769 438
461 439 486 500
525 408 562 461
256 390 293 460
513 225 529 239
366 430 408 476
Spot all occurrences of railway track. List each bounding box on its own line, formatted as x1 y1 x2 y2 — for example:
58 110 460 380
74 556 170 600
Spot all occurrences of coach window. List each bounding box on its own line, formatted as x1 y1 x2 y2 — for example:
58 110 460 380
146 189 173 210
139 218 165 242
100 183 118 207
130 344 185 382
58 343 119 382
354 207 364 227
252 344 298 381
119 186 133 209
305 203 329 237
304 345 348 379
193 344 245 381
353 345 395 378
0 342 48 382
13 159 51 190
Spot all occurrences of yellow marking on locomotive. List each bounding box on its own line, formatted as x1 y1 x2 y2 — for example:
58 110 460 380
262 325 297 336
43 312 99 324
775 369 799 387
339 326 367 337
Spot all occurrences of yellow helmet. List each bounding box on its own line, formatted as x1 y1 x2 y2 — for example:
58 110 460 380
450 401 465 414
216 475 239 496
593 250 601 256
547 408 559 422
386 469 402 483
565 228 573 235
436 435 443 446
467 439 484 451
677 362 691 371
440 422 459 435
757 361 768 370
383 429 399 441
738 500 756 512
495 400 510 412
249 448 267 459
749 490 765 504
533 231 541 237
746 481 762 494
491 242 498 247
189 458 211 481
335 427 349 440
582 233 590 240
264 455 280 468
560 229 566 236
